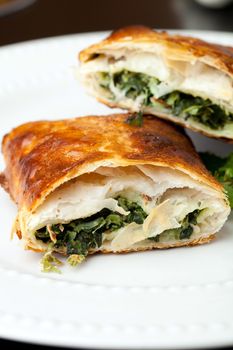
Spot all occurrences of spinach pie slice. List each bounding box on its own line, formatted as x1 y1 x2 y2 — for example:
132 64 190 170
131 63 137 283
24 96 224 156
79 26 233 141
0 114 230 268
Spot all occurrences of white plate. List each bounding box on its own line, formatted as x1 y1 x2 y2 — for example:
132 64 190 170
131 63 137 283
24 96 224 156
0 30 233 349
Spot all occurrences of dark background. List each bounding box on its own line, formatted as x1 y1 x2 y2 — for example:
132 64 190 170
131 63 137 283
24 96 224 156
0 0 233 349
1 0 233 46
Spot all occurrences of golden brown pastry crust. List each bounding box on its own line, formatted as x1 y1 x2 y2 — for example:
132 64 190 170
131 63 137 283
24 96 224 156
79 25 233 78
1 114 223 214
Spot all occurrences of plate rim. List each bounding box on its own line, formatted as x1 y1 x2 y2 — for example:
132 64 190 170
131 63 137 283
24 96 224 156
1 29 233 349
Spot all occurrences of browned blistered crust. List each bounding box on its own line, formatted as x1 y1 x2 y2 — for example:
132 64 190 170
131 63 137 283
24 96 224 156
79 25 233 78
1 114 223 215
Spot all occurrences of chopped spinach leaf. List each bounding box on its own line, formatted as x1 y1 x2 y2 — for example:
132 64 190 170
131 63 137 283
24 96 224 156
113 70 159 105
161 91 232 130
99 71 111 89
35 228 50 243
179 226 193 240
105 213 124 230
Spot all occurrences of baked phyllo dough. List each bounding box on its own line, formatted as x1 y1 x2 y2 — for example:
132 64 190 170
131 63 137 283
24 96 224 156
0 114 230 266
79 26 233 141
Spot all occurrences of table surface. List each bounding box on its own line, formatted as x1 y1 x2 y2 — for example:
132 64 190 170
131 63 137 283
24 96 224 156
0 0 233 349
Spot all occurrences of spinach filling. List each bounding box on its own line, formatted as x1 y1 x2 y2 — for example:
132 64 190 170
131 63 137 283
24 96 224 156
35 196 147 257
98 70 233 130
149 209 202 242
36 194 202 259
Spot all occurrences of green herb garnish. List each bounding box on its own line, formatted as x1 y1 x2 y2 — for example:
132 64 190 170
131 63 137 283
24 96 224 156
67 254 86 266
41 251 62 273
200 152 233 208
125 111 143 127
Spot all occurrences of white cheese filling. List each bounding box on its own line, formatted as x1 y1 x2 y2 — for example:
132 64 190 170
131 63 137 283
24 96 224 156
79 52 233 113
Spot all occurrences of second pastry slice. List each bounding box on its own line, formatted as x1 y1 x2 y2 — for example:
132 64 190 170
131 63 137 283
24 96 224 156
79 26 233 141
